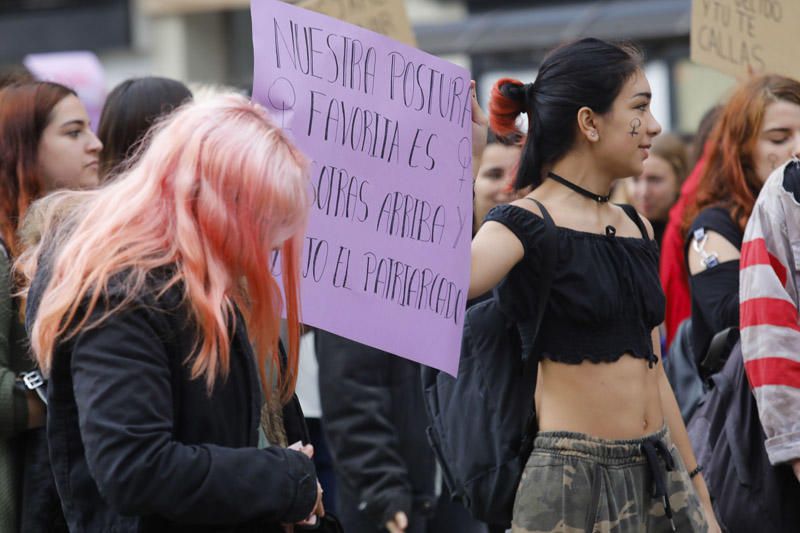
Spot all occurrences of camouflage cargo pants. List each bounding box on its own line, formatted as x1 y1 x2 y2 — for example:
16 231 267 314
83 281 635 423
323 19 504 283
512 426 708 533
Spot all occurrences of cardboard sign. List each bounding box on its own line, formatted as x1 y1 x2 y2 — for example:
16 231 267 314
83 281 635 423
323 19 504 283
140 0 416 47
251 0 472 375
297 0 417 46
691 0 800 80
139 0 249 15
24 51 107 132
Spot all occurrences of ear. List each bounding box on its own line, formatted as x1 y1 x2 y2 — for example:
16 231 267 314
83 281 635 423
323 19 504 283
577 106 599 143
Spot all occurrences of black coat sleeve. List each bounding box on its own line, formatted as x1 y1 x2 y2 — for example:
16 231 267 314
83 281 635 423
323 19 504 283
70 301 317 525
315 330 412 526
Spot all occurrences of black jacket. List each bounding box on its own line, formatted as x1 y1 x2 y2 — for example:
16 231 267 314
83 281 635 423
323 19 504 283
27 266 317 533
315 330 437 528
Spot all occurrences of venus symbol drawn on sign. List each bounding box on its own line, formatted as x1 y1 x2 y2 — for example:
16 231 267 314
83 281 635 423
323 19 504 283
457 137 470 191
267 77 296 130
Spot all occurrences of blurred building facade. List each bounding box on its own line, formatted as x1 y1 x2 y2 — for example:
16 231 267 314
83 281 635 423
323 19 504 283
0 0 734 134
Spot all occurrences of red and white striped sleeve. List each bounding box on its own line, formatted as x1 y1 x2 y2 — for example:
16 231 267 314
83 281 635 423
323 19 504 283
740 171 800 465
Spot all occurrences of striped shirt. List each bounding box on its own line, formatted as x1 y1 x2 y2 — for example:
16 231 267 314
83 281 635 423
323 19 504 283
740 160 800 465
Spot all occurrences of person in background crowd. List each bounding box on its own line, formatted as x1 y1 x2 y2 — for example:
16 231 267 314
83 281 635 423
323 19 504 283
631 133 688 247
682 75 800 370
473 131 523 235
97 76 192 180
0 81 102 533
471 38 719 531
19 95 323 532
740 160 800 482
315 331 487 533
660 106 722 348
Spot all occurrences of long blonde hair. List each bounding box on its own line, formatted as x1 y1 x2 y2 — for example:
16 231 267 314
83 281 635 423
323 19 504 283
25 94 309 401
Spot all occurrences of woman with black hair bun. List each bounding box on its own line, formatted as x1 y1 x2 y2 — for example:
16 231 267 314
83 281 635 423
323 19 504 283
468 38 720 532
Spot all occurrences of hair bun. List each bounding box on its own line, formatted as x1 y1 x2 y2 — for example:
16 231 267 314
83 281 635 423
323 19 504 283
502 81 528 102
489 78 528 137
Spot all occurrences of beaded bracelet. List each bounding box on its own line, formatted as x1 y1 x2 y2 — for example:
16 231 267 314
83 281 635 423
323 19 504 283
688 465 704 479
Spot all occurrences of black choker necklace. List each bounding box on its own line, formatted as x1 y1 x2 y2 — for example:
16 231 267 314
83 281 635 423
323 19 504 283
547 171 610 203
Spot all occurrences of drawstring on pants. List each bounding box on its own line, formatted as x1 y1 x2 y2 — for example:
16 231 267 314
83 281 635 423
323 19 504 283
640 438 677 531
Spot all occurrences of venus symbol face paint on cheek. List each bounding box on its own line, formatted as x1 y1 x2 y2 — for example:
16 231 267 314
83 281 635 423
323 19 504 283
628 118 642 138
768 153 780 170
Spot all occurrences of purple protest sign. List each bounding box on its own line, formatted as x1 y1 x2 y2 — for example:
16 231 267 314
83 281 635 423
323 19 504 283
251 0 472 375
24 51 107 132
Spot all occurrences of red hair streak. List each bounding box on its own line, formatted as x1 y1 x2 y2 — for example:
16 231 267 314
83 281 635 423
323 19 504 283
489 78 526 138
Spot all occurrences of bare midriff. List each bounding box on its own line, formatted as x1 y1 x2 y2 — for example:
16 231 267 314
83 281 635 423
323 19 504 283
535 353 664 440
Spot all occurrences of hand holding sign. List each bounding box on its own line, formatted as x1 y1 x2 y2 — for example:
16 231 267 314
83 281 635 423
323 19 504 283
469 80 489 179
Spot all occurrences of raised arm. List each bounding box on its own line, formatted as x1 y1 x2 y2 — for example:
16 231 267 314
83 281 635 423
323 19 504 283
470 80 488 180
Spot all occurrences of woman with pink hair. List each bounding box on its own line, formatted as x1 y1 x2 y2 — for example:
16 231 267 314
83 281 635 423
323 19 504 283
21 94 323 532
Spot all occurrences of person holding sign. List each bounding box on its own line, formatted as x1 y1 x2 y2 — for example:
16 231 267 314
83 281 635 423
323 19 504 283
469 38 720 532
20 95 325 533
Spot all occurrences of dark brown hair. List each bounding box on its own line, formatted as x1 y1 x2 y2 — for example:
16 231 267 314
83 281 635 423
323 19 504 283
97 77 192 179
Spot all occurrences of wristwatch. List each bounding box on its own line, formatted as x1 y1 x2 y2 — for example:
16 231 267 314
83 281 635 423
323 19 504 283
14 370 47 406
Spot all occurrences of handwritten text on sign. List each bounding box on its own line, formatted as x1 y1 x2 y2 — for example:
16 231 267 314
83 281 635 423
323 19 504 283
251 0 472 375
691 0 800 80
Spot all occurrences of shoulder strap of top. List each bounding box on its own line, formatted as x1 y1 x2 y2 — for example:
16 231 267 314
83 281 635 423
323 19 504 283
517 197 557 445
523 196 555 227
517 197 557 361
618 204 649 239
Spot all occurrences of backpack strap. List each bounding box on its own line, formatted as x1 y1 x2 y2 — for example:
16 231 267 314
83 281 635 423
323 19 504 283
618 204 649 240
517 197 558 361
517 197 558 456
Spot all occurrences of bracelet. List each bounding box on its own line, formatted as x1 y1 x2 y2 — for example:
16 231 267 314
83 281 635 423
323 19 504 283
688 464 703 479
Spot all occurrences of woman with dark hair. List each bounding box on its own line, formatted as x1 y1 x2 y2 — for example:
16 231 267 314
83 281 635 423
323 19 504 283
97 76 192 179
0 81 101 532
468 38 719 531
683 75 800 375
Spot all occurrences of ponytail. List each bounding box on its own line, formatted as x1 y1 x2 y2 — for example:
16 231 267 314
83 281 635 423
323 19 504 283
489 78 527 137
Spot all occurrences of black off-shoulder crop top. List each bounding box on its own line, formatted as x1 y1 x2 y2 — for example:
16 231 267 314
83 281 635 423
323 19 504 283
484 202 665 365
